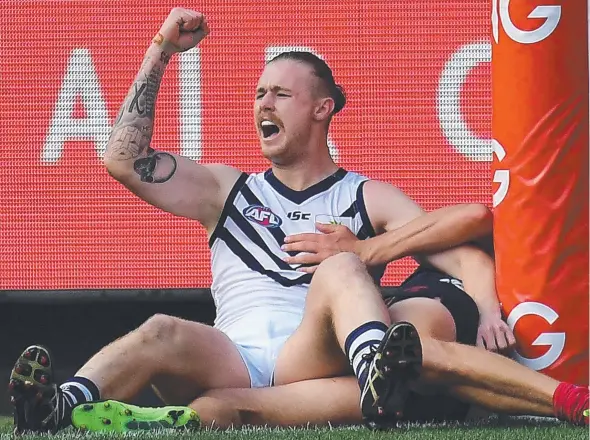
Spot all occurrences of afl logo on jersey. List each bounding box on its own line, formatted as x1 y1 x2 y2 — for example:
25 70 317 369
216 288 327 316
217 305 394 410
243 205 283 228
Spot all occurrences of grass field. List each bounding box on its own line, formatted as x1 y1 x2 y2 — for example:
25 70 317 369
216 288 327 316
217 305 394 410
0 415 587 440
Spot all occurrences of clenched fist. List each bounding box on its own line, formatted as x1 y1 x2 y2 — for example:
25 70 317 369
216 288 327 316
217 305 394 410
154 7 210 53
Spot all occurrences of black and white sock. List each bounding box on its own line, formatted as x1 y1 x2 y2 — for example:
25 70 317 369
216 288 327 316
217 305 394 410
57 377 100 426
344 321 387 388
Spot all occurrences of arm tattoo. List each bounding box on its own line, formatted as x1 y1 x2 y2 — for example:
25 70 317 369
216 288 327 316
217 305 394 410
128 83 147 115
126 67 161 117
106 126 150 161
114 105 125 125
143 67 161 118
105 49 171 162
160 51 171 65
133 150 177 183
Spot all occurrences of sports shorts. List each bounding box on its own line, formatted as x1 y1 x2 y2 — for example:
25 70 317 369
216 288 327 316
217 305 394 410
383 266 481 422
217 310 303 388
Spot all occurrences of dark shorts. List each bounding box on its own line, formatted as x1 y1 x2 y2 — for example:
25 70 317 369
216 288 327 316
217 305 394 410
383 266 481 422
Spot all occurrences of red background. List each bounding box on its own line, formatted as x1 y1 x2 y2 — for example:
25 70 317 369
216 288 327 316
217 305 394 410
0 1 492 290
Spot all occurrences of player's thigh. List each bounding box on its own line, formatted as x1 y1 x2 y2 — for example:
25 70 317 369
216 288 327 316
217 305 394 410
274 298 451 386
274 254 380 384
387 297 457 342
193 376 361 428
388 267 479 346
143 314 250 404
273 316 351 385
272 282 351 384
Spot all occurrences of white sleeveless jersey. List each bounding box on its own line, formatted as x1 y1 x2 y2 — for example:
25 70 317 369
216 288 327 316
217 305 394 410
209 168 384 336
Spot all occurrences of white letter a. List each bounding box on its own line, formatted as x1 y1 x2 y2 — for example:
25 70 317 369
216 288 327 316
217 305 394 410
42 48 110 163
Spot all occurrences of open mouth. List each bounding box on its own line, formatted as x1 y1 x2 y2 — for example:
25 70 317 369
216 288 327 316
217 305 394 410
260 120 281 139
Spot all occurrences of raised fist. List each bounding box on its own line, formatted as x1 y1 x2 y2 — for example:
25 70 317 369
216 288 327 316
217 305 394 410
155 7 210 53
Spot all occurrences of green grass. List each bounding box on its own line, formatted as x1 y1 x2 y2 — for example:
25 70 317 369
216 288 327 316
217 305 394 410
0 415 587 440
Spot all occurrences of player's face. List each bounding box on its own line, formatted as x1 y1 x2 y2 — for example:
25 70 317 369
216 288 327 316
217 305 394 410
254 60 318 164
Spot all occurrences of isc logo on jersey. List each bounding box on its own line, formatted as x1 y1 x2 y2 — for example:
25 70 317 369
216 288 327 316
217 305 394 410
243 205 283 228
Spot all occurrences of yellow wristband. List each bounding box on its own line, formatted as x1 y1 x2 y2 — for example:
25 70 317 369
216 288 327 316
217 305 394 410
152 32 181 52
152 32 165 45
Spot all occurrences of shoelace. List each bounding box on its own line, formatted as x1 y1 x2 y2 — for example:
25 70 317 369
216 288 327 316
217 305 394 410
363 345 385 378
41 385 62 430
361 345 386 403
361 345 378 364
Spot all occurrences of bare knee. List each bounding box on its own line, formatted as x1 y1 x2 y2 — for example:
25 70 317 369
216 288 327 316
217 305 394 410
316 252 366 279
136 314 180 345
312 252 370 293
191 392 244 429
306 253 372 310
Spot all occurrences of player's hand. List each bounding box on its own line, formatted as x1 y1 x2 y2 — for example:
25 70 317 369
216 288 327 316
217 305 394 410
477 312 517 354
155 8 210 53
282 223 360 273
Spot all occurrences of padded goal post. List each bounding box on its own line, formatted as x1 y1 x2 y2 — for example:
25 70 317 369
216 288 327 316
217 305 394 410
492 0 589 384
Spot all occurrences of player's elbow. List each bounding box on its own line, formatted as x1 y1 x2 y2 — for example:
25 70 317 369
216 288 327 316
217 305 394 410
103 154 133 184
455 244 496 280
462 203 493 237
465 203 492 223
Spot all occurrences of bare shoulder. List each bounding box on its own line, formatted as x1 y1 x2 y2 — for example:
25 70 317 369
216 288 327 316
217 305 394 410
363 179 408 199
200 163 247 229
362 179 425 234
201 162 244 217
204 163 244 191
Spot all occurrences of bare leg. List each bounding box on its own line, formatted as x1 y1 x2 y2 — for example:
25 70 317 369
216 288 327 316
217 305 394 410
418 337 558 416
388 297 456 343
191 377 361 429
274 252 390 384
187 298 459 429
192 295 575 429
77 314 250 402
389 297 559 416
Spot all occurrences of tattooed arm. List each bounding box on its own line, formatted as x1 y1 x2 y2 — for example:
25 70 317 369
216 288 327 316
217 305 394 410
104 9 241 230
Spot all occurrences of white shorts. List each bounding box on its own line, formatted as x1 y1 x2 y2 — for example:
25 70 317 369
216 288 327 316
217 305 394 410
216 310 303 388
